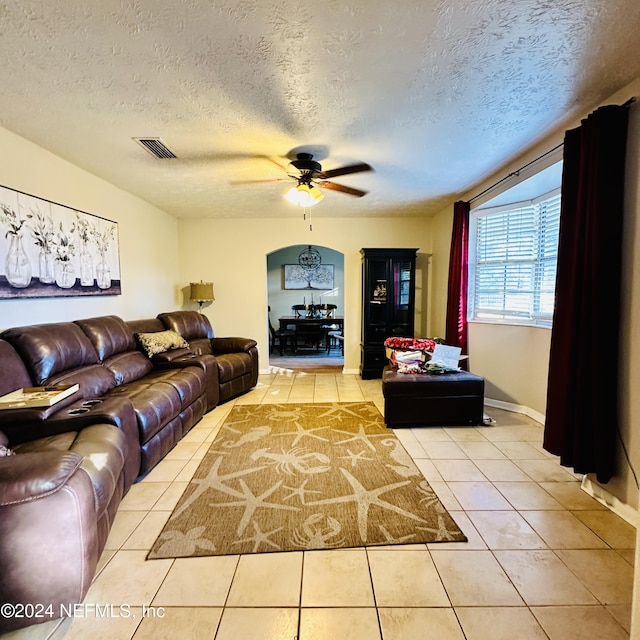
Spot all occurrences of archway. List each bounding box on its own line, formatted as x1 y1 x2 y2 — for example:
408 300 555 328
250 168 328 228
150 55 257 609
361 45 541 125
266 244 345 372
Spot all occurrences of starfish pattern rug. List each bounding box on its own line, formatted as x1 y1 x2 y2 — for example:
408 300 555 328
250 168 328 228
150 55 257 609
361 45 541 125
148 402 467 558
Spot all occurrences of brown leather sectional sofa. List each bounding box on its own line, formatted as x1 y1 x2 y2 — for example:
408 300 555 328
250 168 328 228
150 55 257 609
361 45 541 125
0 310 258 632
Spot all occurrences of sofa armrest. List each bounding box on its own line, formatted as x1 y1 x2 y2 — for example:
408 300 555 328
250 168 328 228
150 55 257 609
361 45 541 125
151 347 194 363
0 451 99 633
47 397 140 487
210 337 257 354
0 393 79 430
1 396 141 488
0 451 83 506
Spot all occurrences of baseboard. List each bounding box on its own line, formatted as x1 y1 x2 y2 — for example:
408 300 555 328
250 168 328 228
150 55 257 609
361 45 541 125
486 398 638 527
260 367 359 375
484 397 546 425
581 476 639 528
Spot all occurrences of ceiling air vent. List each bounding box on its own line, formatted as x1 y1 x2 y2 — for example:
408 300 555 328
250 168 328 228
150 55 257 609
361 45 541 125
133 137 177 159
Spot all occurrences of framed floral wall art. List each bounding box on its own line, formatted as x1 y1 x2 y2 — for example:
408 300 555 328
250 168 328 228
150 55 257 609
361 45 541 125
0 184 121 299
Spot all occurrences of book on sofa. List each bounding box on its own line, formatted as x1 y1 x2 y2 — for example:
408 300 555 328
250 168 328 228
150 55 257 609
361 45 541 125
0 384 79 409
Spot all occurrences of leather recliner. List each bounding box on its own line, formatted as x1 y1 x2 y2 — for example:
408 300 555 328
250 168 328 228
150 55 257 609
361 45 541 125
0 422 131 633
158 311 258 403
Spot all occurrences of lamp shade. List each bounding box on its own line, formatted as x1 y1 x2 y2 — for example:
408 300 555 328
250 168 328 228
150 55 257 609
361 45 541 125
190 281 214 303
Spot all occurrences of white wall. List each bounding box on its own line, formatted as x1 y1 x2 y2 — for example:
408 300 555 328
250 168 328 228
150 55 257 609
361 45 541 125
0 127 180 328
177 216 433 373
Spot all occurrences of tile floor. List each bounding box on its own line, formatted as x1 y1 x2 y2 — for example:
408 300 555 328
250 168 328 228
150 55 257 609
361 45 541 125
3 371 636 640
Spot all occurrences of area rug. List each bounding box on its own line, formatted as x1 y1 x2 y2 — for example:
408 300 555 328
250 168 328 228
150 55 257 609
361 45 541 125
148 402 466 558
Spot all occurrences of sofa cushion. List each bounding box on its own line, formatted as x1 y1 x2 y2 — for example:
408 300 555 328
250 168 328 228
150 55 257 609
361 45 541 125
75 315 136 361
158 310 213 341
107 379 184 445
127 318 164 334
0 340 32 396
106 366 205 445
46 364 117 399
103 351 154 385
135 330 188 358
2 323 100 385
153 368 206 409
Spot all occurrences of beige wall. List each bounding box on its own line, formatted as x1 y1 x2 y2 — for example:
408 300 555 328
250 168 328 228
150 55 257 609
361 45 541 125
613 90 640 510
467 323 550 416
0 127 180 328
430 198 552 416
177 216 433 373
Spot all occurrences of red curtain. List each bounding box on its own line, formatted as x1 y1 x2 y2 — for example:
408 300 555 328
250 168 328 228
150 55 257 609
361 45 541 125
544 105 630 483
445 200 470 356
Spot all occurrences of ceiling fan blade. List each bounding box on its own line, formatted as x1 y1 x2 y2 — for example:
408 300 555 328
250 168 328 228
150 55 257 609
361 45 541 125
256 154 289 171
317 163 373 179
317 181 368 197
229 178 289 184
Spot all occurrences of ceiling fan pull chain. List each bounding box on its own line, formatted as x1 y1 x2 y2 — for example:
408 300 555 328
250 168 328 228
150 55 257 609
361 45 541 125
304 206 312 231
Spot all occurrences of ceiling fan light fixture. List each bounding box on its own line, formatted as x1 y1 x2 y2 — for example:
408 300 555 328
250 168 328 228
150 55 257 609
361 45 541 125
284 184 324 207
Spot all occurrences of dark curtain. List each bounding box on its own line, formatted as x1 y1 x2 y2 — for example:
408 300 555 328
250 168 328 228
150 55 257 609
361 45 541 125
544 105 630 483
445 200 470 357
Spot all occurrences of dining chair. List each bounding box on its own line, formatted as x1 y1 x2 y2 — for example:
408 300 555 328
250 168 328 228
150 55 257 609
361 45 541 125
316 303 337 318
268 306 295 355
291 304 313 318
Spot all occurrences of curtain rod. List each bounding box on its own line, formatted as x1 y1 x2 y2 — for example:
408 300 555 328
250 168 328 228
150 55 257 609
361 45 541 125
468 97 636 204
469 142 564 203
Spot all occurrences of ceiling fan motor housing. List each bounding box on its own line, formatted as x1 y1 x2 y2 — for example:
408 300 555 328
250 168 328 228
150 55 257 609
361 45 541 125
290 153 322 175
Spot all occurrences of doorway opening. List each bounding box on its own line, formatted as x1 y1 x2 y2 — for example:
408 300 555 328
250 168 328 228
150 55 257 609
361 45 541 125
267 244 344 373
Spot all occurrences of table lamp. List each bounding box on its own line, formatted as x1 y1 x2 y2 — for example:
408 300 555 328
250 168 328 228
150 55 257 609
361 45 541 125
190 281 214 312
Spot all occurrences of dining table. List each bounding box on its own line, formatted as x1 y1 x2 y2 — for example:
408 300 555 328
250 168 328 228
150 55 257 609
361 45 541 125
278 316 344 353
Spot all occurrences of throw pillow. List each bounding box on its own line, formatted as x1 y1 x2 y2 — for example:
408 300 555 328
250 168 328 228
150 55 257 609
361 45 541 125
0 444 14 457
0 432 14 457
135 330 189 358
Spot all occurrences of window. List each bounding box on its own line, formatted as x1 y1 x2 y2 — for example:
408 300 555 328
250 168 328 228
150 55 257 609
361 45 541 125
469 189 561 326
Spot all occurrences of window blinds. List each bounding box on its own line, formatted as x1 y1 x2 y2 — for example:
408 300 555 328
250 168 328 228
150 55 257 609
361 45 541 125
470 193 561 324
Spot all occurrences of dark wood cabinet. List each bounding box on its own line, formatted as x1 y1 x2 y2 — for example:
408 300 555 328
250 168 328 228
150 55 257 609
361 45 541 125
360 248 418 379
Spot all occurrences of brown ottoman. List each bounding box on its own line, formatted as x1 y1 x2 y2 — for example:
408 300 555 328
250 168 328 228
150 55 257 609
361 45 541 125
382 365 484 427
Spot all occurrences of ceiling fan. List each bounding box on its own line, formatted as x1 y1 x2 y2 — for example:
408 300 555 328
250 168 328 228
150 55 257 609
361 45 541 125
233 152 373 206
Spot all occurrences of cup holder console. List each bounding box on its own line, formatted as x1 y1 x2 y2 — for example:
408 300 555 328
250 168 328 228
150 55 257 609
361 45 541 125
82 399 103 407
68 408 90 415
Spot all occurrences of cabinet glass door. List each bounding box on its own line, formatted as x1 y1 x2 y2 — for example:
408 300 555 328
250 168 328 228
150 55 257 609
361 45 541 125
366 259 388 344
390 259 413 333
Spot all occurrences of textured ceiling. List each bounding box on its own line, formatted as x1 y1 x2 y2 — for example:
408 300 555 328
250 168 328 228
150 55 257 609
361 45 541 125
1 0 639 219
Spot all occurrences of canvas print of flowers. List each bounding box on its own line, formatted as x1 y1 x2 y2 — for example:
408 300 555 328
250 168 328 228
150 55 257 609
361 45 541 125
0 185 120 298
